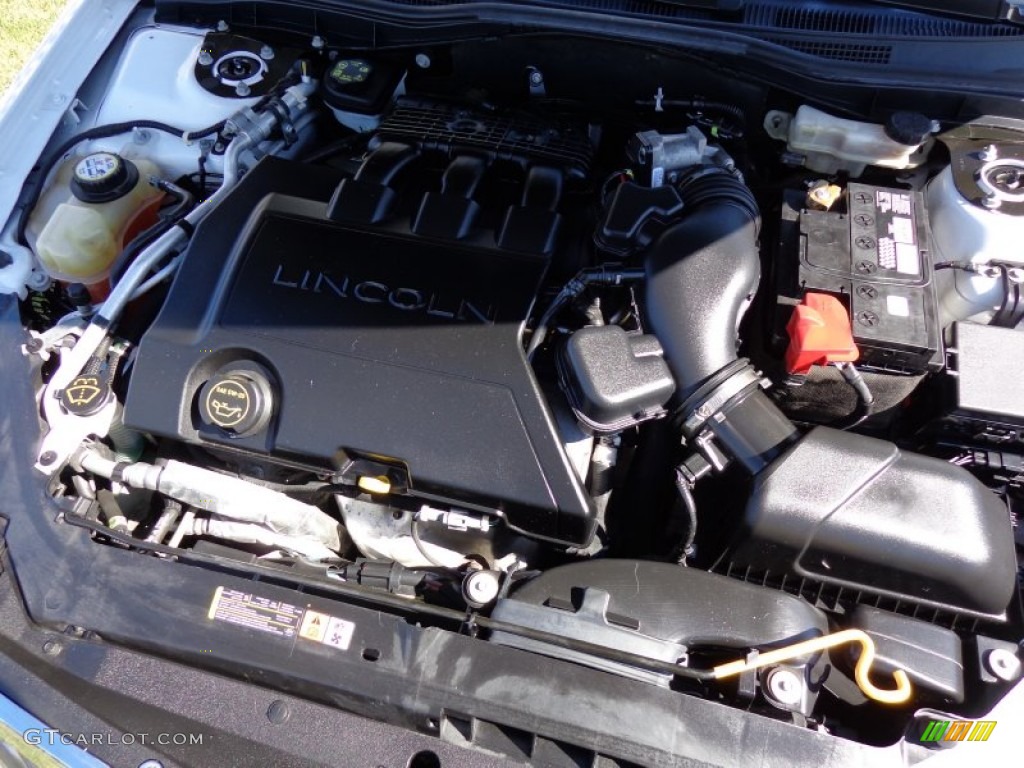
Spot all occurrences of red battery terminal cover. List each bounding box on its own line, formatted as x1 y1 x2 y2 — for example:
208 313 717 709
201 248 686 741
785 292 859 375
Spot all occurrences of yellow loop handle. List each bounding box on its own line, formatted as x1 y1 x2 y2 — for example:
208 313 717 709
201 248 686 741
712 628 913 705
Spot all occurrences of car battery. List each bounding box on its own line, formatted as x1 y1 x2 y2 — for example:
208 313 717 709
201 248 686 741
775 183 942 374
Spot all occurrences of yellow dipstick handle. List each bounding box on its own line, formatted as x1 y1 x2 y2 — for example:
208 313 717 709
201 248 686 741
712 628 913 705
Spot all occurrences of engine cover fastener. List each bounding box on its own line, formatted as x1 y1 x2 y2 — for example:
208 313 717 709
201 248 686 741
763 666 804 706
985 648 1022 681
463 570 501 608
42 640 62 656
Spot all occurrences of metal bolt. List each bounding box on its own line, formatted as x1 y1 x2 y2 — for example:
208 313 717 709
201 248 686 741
986 648 1022 681
216 20 229 32
857 285 879 300
982 193 1002 210
415 53 432 69
855 260 877 275
462 570 501 607
39 451 57 466
259 44 275 61
311 35 325 49
197 50 213 67
235 82 251 98
764 667 804 706
529 70 544 86
853 214 874 227
855 236 876 251
42 640 62 656
853 192 873 205
980 144 999 162
980 265 1003 279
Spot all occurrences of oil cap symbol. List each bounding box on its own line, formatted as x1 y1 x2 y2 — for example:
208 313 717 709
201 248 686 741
199 365 274 436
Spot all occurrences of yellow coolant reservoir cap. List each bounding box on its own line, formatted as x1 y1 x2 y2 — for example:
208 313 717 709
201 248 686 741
357 475 392 495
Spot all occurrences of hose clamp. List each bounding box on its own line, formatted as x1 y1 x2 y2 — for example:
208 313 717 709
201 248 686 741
682 365 765 438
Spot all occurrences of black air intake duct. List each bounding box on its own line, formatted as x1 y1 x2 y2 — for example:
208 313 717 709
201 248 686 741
644 168 797 473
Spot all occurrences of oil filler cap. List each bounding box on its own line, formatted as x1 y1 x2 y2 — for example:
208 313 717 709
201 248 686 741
70 152 140 204
199 366 274 436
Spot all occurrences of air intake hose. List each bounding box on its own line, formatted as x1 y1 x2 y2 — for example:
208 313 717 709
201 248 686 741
644 168 797 473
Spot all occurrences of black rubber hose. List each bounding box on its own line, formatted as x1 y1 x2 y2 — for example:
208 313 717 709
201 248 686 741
643 168 760 402
109 180 194 288
96 489 129 533
673 470 698 564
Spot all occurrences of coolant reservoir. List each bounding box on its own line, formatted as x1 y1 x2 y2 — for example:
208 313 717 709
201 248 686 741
28 151 164 297
764 106 935 177
926 152 1024 327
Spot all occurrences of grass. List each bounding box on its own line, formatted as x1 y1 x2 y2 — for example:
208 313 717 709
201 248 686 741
0 1 69 96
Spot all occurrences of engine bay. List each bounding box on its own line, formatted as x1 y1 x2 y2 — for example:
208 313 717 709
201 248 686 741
4 6 1024 758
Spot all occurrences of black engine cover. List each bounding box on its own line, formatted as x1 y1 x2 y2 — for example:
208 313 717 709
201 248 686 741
123 158 594 546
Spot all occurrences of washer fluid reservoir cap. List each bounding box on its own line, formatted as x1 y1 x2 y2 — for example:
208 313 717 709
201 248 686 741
70 152 140 204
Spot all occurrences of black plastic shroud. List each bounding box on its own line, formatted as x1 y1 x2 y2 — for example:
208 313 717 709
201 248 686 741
123 157 595 547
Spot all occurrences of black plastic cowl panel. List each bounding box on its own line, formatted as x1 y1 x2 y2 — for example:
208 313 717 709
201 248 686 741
728 426 1018 619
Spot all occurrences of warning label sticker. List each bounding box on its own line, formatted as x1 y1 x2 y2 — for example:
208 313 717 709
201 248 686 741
874 190 920 276
298 609 355 650
207 586 303 638
299 609 329 642
323 616 356 650
208 587 357 652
